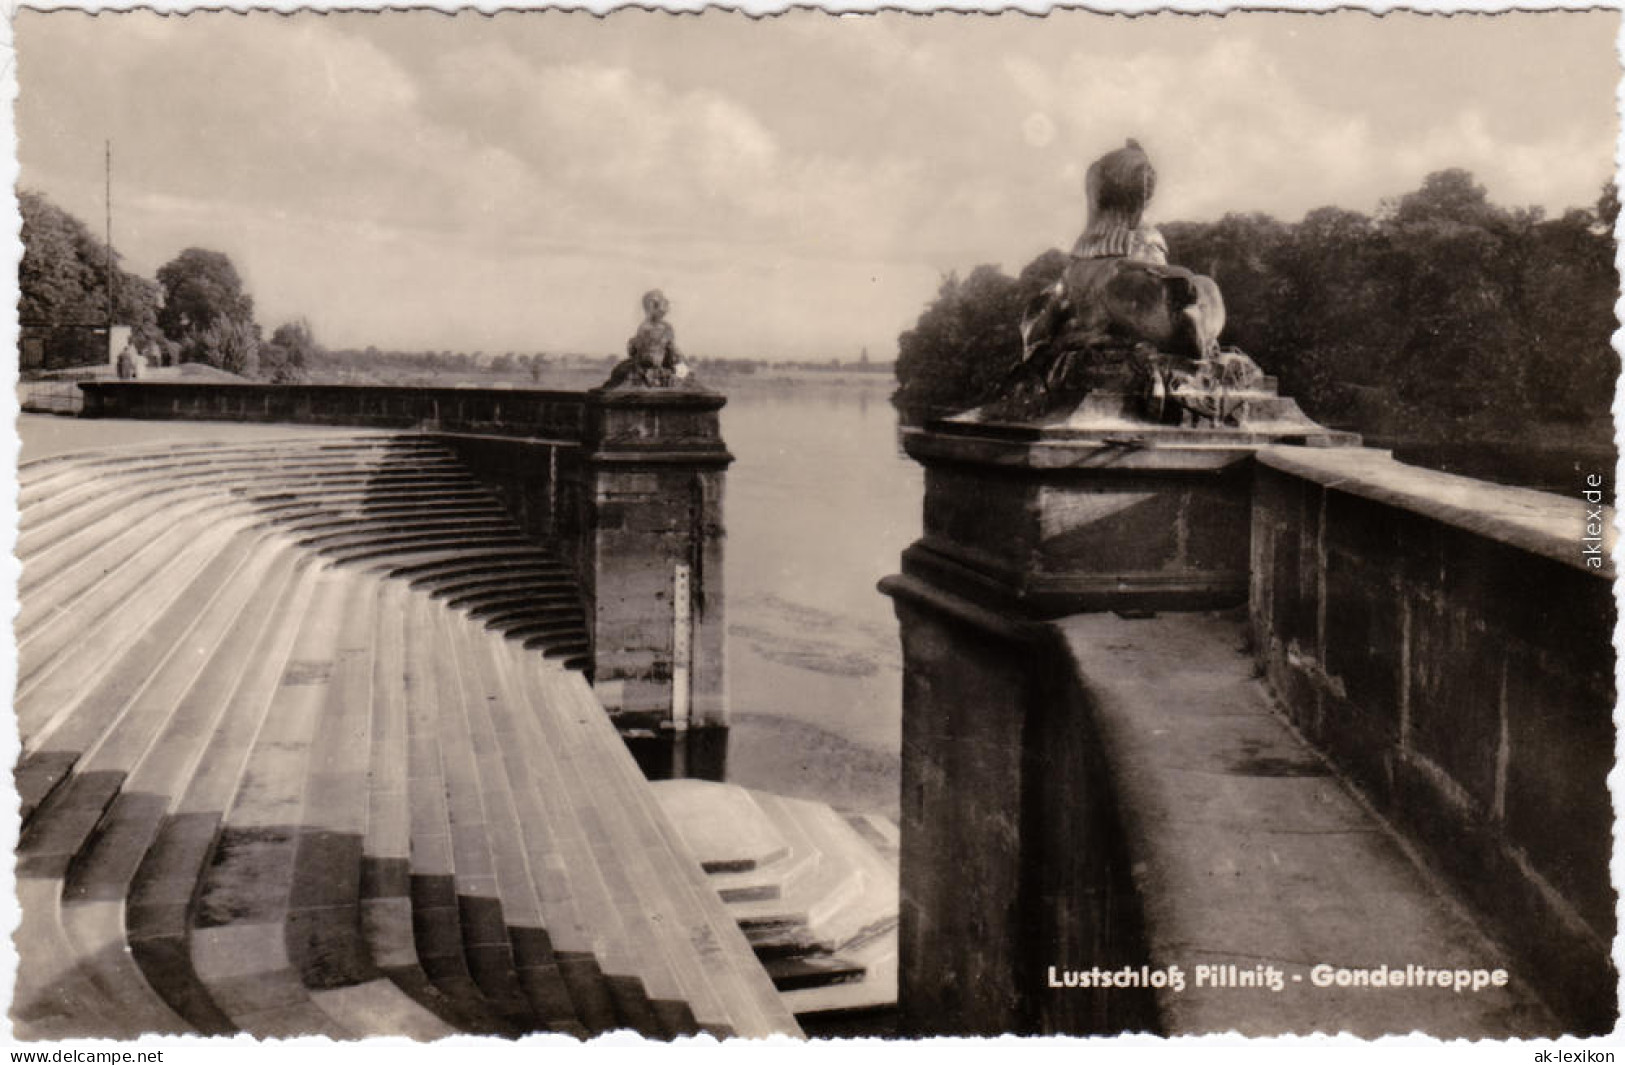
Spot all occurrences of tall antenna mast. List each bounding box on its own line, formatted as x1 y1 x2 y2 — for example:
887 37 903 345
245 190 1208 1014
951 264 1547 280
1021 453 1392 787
105 139 114 331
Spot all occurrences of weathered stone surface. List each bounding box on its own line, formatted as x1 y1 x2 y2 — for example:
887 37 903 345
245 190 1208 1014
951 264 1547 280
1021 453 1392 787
1059 617 1563 1037
582 392 731 728
1250 449 1617 1033
652 780 791 872
901 422 1316 616
884 580 1062 1036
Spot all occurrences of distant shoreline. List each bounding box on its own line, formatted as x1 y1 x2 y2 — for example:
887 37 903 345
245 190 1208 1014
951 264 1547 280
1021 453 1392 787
300 363 900 395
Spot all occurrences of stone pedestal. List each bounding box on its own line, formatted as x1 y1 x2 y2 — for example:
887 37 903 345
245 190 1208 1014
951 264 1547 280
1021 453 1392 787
583 388 732 732
900 390 1356 618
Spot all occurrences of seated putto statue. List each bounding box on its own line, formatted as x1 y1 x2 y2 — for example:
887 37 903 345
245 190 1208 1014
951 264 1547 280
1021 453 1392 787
603 289 694 389
992 139 1263 425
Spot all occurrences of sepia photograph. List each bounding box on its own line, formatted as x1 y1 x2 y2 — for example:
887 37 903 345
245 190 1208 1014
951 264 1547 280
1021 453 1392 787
4 2 1619 1053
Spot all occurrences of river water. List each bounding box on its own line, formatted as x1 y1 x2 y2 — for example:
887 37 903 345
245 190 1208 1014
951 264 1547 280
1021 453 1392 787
714 379 919 823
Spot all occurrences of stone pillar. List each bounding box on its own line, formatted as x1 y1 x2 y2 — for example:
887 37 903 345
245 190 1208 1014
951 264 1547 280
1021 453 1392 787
882 405 1358 1035
582 388 732 734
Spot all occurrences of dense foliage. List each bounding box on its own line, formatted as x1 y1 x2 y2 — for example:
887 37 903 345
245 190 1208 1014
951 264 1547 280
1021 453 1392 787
20 190 163 355
893 250 1069 415
894 170 1620 442
261 319 319 384
156 247 262 372
20 192 325 380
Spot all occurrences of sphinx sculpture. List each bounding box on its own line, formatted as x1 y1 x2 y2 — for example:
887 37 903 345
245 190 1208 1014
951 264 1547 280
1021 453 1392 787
603 289 695 389
992 139 1264 425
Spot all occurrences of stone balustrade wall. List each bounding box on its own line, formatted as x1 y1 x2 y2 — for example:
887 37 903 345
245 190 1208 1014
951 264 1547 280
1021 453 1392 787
78 380 732 730
1249 447 1616 1028
80 380 590 437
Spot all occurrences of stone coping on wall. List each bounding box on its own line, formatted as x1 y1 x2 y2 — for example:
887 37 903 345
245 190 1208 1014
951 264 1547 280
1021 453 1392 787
76 379 734 449
588 386 727 411
1055 611 1561 1038
82 378 587 401
1258 446 1616 578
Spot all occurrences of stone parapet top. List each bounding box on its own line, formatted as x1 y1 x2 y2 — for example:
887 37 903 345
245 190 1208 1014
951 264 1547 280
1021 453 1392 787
76 380 734 447
906 428 1303 474
1258 446 1615 578
588 386 728 411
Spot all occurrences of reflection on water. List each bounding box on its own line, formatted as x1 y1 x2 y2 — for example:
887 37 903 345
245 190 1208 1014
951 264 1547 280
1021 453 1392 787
718 381 920 820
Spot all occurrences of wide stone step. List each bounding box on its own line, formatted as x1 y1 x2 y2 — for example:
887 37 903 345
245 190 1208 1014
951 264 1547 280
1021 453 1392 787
780 937 899 1018
542 666 741 1040
400 591 525 1038
490 613 586 639
475 631 624 1034
188 571 359 1038
377 550 558 583
763 953 867 991
651 780 900 1017
360 579 480 1036
323 536 538 569
127 561 324 1036
35 446 461 486
446 583 581 611
441 610 592 1037
268 500 508 529
300 525 523 557
20 477 229 563
21 434 423 480
538 672 795 1039
23 454 468 526
291 516 515 544
20 481 238 589
59 547 308 1037
494 640 678 1036
12 539 289 1039
530 638 594 661
18 510 225 666
422 600 548 1035
466 592 584 619
16 439 416 506
286 573 458 1041
248 487 496 516
17 522 266 800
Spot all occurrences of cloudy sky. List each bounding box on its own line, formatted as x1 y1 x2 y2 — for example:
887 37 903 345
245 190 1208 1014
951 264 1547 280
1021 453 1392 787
14 9 1619 361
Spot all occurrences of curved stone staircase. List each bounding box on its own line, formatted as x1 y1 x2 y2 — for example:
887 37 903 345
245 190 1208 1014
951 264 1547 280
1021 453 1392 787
13 433 800 1040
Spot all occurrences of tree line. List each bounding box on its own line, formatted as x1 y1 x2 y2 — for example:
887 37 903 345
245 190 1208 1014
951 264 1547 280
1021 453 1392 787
20 190 318 382
893 169 1619 445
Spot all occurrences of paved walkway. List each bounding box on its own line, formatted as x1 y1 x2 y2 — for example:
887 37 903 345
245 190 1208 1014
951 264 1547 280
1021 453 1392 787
1057 611 1560 1038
